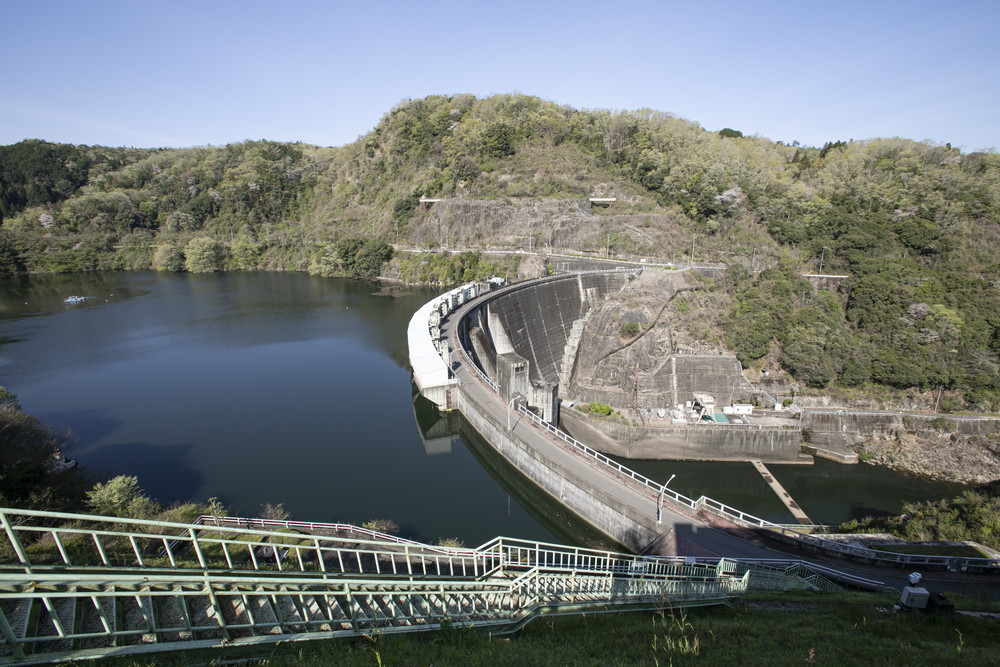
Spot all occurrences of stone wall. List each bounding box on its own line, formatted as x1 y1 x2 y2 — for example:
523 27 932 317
561 408 802 463
801 411 1000 448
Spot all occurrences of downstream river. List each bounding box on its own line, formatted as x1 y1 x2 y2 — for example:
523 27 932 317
1 272 963 547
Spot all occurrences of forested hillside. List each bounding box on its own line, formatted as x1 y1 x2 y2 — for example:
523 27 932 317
1 94 998 409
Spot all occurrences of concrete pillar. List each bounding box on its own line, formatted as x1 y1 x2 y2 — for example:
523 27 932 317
497 352 530 402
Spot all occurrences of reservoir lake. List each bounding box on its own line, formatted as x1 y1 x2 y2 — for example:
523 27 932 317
1 271 963 547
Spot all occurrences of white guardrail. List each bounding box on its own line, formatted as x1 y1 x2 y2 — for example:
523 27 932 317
1 506 878 597
431 272 1000 574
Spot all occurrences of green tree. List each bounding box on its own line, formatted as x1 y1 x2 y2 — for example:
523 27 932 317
228 232 263 270
353 239 394 277
0 386 21 412
184 236 222 273
86 475 159 518
0 407 88 510
0 230 26 275
392 192 421 221
152 242 185 272
780 325 843 388
336 237 393 278
727 286 784 363
482 122 517 158
307 244 340 277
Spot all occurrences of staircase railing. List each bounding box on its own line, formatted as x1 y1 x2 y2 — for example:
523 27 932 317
0 508 740 583
0 567 750 660
0 508 883 665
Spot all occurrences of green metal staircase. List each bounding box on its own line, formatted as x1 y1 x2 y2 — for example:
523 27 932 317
0 508 855 665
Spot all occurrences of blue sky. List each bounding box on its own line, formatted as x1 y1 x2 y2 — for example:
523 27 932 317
2 0 997 151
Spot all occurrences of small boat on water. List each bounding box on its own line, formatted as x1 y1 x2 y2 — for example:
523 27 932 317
64 295 92 303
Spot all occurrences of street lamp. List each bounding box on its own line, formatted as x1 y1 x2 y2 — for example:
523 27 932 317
819 246 830 273
508 396 519 431
656 473 676 523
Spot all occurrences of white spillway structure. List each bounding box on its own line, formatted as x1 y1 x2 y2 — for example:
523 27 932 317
409 280 500 409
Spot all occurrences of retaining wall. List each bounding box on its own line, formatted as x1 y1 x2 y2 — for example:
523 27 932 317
455 374 664 553
802 411 1000 448
561 408 802 463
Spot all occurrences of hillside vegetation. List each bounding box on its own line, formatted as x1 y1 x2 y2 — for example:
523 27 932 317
1 94 998 409
98 591 1000 667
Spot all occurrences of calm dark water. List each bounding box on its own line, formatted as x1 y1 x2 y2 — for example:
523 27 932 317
0 272 964 546
0 272 558 546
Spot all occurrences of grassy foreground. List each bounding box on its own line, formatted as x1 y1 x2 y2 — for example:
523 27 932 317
101 591 1000 667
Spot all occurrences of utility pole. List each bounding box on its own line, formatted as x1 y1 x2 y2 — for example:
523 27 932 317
690 235 696 268
606 233 610 258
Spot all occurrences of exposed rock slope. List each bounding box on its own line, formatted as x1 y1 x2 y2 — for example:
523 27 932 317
566 269 750 410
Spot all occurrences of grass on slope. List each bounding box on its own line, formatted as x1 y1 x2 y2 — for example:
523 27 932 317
104 590 1000 666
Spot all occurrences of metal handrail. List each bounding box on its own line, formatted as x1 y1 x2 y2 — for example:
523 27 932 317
0 564 747 662
0 511 774 663
0 508 729 582
1 508 884 591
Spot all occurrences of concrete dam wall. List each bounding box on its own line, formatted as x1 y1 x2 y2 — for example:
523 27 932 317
466 271 634 387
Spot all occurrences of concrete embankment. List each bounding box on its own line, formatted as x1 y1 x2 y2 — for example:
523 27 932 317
802 410 1000 447
454 380 667 553
561 408 802 463
800 409 1000 483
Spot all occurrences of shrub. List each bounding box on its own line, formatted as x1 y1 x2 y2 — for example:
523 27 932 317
930 417 954 431
260 502 291 521
587 402 613 416
86 475 159 518
362 519 399 535
619 321 641 338
435 537 464 548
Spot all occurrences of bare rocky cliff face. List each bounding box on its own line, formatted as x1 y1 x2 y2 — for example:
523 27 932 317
413 198 684 256
565 270 751 411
